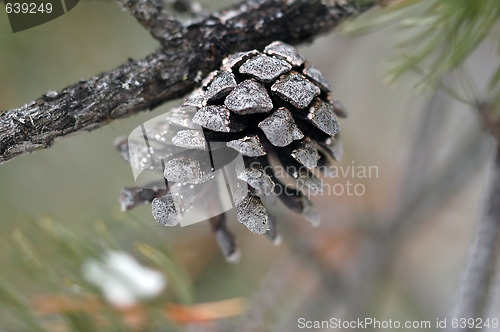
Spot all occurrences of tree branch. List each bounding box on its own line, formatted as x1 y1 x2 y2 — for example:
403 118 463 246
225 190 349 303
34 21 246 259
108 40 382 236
451 146 500 329
0 0 372 164
116 0 186 46
477 101 500 145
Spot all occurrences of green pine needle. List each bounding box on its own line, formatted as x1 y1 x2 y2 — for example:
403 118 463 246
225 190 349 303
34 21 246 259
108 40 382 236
342 0 500 105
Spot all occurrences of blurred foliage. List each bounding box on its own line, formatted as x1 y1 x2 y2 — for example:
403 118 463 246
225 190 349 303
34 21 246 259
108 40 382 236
0 213 249 331
0 215 188 331
342 0 500 113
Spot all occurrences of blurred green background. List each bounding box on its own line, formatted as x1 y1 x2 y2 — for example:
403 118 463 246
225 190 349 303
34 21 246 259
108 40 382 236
1 1 499 331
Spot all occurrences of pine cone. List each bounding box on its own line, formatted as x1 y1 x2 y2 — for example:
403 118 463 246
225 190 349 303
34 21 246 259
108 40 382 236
116 41 345 261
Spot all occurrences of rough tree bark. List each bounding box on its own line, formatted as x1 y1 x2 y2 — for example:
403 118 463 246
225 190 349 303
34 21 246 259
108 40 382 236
0 0 372 164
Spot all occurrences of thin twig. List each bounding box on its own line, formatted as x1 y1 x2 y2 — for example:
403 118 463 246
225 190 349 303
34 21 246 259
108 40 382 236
477 101 500 145
451 146 500 329
227 255 317 332
339 85 494 318
348 131 493 318
394 87 449 210
0 0 372 164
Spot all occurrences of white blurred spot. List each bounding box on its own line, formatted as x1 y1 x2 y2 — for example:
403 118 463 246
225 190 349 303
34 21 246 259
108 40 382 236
82 251 167 307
